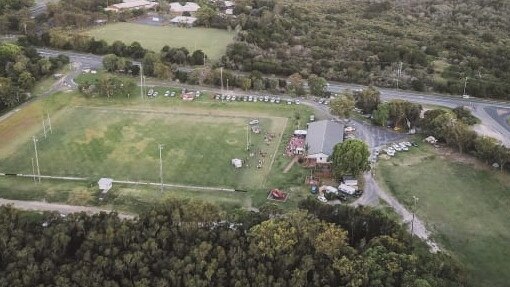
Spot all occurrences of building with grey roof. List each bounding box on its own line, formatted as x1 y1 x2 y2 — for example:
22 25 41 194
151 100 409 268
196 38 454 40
305 120 344 164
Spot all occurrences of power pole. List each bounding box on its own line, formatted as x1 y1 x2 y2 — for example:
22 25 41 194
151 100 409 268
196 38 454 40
140 64 144 100
32 136 41 183
463 77 468 96
220 67 224 96
42 118 47 138
396 61 403 89
226 78 229 93
47 113 52 134
158 144 164 192
246 125 249 151
410 195 419 249
31 158 36 184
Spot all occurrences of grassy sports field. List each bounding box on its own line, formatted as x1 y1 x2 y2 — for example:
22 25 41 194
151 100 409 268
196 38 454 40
0 83 313 210
376 145 510 287
0 104 285 190
84 23 235 60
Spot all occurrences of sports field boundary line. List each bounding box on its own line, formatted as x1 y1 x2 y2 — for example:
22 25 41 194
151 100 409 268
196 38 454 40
1 173 236 193
72 105 288 121
264 117 288 186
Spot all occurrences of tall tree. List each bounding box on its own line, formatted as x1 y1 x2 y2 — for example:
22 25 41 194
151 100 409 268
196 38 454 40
330 139 370 177
308 74 327 97
330 93 355 118
355 86 380 114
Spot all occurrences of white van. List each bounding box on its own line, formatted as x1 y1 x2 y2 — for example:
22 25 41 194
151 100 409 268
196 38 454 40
338 184 356 195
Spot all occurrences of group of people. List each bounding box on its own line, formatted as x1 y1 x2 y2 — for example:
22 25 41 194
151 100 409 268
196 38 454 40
285 136 305 156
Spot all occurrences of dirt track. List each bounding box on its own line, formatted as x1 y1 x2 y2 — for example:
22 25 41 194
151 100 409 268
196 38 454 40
0 198 136 219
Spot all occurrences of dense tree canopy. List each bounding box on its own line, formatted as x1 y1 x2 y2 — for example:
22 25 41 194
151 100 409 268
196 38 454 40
330 139 370 177
0 43 69 110
0 199 465 286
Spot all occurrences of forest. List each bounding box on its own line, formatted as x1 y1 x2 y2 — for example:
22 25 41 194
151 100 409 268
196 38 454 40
0 198 465 286
223 0 510 99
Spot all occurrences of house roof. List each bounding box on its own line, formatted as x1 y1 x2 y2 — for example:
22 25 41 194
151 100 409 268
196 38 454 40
170 16 197 24
305 120 344 156
109 0 157 10
169 2 200 12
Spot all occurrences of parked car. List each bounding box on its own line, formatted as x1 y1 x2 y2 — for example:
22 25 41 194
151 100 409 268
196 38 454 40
287 100 293 105
153 91 158 97
243 96 247 102
344 126 356 133
164 90 170 97
264 96 269 102
147 89 154 96
275 97 281 104
317 195 327 203
248 96 253 102
171 92 176 97
295 99 301 105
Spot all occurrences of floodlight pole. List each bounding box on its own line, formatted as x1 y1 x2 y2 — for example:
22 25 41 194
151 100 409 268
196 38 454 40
220 67 224 96
159 144 164 192
32 136 41 183
47 113 52 134
31 158 36 184
140 64 144 100
42 118 47 138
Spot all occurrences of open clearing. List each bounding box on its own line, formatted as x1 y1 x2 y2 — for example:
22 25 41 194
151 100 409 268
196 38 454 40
0 105 285 189
0 87 313 210
84 23 235 60
376 145 510 287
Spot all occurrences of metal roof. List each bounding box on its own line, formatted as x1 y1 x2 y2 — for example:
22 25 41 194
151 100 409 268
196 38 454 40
305 120 344 156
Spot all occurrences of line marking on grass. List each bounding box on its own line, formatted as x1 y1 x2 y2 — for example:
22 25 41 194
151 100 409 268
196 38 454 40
264 117 288 187
2 173 235 193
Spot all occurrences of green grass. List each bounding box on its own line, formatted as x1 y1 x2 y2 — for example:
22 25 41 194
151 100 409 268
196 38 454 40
0 106 285 189
84 23 235 61
0 176 249 214
376 145 510 287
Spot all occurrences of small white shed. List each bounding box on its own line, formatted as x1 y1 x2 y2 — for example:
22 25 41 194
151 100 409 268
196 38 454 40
98 178 113 193
231 158 243 168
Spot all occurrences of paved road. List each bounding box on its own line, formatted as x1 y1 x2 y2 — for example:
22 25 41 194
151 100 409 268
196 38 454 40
0 198 136 219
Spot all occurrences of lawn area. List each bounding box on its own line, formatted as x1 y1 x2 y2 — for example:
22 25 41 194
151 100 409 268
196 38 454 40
84 23 235 61
0 85 314 210
376 145 510 287
0 105 285 189
0 176 249 213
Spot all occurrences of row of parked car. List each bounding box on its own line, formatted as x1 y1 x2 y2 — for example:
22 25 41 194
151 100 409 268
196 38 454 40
214 94 301 105
147 89 177 98
381 141 417 156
